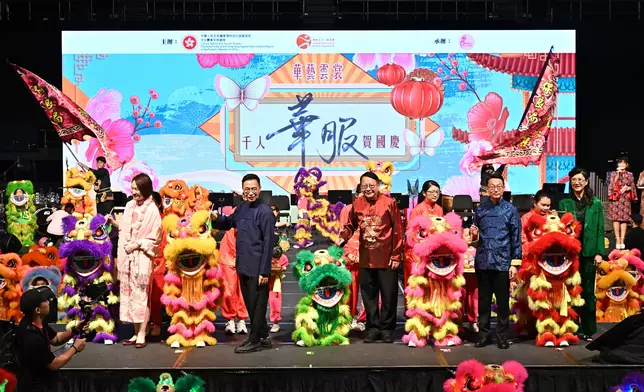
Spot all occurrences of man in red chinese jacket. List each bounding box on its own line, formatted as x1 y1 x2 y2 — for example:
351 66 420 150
337 171 403 343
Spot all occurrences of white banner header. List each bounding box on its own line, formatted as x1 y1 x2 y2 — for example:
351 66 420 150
62 30 575 54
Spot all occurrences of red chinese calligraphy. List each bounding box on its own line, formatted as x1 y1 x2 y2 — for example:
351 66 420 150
376 135 385 148
390 135 400 149
333 62 344 80
292 63 303 80
363 135 372 149
242 135 251 150
306 63 316 81
319 63 329 81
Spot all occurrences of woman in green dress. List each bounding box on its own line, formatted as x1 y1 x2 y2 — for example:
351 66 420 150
558 167 605 341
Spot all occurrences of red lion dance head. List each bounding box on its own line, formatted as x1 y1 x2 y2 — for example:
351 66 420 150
443 359 528 392
403 212 467 347
516 213 584 347
596 249 644 322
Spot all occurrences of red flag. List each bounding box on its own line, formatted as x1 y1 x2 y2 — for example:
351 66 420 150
11 63 121 170
468 53 560 169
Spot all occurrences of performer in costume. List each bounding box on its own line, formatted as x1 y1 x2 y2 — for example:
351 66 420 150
607 157 637 250
462 227 479 331
403 213 467 347
116 174 162 348
595 249 644 322
5 180 37 247
271 205 290 252
58 214 119 343
128 372 206 392
21 265 62 325
219 228 249 335
0 253 24 322
514 213 584 347
21 242 63 269
161 210 223 348
611 372 644 392
0 369 16 392
269 246 289 333
159 180 191 217
338 171 403 344
443 359 528 392
520 190 552 255
292 246 352 346
558 167 605 341
61 168 97 216
366 160 394 194
78 157 114 216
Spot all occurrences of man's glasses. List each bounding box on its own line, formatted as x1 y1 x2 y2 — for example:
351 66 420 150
361 184 377 190
243 187 259 194
487 185 505 191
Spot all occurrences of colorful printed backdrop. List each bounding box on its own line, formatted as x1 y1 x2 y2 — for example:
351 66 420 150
62 33 576 198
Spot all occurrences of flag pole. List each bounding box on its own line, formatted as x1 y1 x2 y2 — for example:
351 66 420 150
516 46 554 131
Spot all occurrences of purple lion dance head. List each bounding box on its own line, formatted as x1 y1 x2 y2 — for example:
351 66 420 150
58 214 119 343
611 372 644 392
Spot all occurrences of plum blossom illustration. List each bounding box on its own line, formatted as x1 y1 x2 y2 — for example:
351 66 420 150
118 161 160 196
352 53 416 72
430 53 481 101
196 54 254 69
84 88 162 173
459 140 493 175
467 92 510 143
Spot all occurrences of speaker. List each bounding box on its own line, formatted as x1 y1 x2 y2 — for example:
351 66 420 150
586 313 644 364
0 233 22 254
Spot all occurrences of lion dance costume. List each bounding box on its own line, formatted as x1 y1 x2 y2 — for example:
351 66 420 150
443 360 528 392
596 249 644 322
514 213 585 347
128 372 205 392
293 167 343 248
161 210 223 348
403 213 467 347
366 160 394 194
0 253 23 322
292 246 352 347
159 180 212 217
61 168 97 216
0 368 16 392
5 180 37 247
58 214 119 343
611 372 644 392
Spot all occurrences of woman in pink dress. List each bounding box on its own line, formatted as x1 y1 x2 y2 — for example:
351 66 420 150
608 157 637 249
117 173 162 348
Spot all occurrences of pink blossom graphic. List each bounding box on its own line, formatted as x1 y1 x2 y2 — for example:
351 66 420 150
85 119 135 173
459 140 493 175
85 88 123 130
352 53 416 72
196 54 254 69
118 161 160 196
130 89 163 137
442 175 482 201
467 92 510 142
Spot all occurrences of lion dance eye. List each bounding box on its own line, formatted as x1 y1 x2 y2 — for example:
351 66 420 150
47 253 55 260
174 184 182 191
599 269 607 276
565 226 573 235
6 260 16 268
198 225 208 234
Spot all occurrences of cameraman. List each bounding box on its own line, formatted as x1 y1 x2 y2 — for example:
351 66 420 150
16 286 87 392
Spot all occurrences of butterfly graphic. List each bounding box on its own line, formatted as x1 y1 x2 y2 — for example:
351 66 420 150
402 128 445 156
214 75 271 111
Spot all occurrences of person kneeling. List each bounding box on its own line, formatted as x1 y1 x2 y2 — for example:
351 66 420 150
16 286 87 392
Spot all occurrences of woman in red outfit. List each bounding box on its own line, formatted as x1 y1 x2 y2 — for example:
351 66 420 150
608 156 637 249
520 190 552 255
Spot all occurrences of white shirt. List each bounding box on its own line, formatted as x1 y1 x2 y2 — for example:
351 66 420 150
46 210 70 236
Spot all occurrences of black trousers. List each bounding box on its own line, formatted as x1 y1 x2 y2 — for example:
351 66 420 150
477 269 510 341
359 268 399 332
239 274 269 343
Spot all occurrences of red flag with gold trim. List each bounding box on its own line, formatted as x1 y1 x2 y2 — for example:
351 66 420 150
11 63 121 170
467 52 559 170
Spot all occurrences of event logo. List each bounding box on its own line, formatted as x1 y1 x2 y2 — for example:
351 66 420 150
459 34 474 50
183 35 197 50
296 34 311 49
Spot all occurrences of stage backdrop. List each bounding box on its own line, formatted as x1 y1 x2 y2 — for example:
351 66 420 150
61 30 576 198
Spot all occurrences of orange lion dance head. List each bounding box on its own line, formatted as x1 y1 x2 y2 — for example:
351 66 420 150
596 249 644 322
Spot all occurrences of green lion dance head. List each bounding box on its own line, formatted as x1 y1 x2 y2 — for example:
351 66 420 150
5 180 36 247
128 372 205 392
292 246 353 347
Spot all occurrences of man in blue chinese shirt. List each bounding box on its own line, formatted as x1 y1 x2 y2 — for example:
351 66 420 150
470 173 522 349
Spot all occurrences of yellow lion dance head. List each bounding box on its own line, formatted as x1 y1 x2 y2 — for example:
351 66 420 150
366 161 394 192
161 210 222 348
595 249 644 322
62 168 97 216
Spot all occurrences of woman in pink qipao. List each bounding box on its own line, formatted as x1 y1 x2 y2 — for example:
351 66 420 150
117 173 162 348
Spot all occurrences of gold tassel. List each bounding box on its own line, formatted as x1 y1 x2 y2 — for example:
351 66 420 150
181 274 204 305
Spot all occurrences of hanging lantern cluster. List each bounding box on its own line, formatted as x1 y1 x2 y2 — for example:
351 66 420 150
376 63 406 86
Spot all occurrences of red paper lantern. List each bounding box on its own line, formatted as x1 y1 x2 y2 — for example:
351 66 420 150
390 77 444 119
377 63 406 86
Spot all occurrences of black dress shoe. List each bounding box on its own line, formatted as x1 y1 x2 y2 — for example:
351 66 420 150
364 330 382 343
381 331 394 343
261 337 272 348
234 341 263 354
497 340 510 349
474 337 491 348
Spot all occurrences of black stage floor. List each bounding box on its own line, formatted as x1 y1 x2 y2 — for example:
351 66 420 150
56 234 641 392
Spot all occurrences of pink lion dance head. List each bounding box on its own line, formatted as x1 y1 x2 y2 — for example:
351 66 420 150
443 359 528 392
403 212 467 347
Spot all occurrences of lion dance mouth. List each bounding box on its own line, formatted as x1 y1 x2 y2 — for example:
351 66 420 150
403 213 467 348
161 211 223 348
292 247 352 347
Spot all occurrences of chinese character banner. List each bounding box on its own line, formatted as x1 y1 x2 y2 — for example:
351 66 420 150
62 33 575 198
